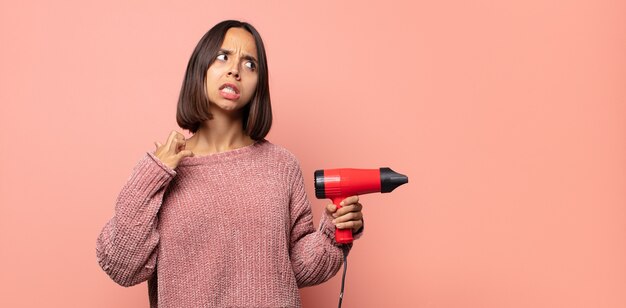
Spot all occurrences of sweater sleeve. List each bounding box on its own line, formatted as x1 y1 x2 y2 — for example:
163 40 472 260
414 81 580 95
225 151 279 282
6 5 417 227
288 160 364 288
96 151 176 287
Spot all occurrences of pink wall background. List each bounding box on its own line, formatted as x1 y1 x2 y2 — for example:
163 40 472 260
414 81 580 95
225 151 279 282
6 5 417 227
1 0 625 307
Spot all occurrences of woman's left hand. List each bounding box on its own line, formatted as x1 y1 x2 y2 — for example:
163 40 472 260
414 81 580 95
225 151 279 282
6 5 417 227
326 195 363 232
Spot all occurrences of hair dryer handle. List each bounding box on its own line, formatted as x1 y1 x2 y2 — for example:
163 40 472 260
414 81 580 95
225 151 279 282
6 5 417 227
332 197 353 244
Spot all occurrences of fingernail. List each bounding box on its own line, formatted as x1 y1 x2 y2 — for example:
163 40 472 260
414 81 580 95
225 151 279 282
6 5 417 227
340 201 344 206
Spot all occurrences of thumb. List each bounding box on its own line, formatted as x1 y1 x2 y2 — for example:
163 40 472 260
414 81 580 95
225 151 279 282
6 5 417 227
177 150 195 159
326 203 337 214
154 141 162 149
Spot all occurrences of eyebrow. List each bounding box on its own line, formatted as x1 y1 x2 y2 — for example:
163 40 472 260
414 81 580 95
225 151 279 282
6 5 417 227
218 49 258 64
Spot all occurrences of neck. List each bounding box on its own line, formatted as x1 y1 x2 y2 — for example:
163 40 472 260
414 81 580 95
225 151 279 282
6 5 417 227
186 105 255 155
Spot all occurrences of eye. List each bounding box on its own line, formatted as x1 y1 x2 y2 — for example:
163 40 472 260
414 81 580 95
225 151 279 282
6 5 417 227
216 54 227 61
244 61 256 71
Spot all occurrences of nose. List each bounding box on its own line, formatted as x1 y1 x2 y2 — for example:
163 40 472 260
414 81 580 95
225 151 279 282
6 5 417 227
227 64 241 81
227 71 240 80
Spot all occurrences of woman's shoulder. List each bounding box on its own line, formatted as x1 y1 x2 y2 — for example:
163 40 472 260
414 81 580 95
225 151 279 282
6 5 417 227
259 139 301 166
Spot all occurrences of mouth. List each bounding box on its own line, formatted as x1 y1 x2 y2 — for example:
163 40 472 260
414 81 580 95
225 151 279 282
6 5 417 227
218 83 241 100
219 83 240 94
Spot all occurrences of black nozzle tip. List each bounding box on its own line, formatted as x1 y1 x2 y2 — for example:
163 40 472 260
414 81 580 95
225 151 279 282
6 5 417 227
380 167 408 193
314 170 326 199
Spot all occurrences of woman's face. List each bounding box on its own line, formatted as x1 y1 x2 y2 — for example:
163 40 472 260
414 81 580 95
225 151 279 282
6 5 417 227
205 27 259 113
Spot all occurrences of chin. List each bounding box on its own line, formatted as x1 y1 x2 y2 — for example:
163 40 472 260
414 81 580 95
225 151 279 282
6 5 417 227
218 103 245 113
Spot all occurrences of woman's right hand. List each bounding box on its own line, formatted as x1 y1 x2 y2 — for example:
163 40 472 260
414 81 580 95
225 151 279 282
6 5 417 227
153 130 195 170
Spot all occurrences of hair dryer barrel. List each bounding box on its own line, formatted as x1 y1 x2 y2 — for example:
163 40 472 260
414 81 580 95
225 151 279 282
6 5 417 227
314 168 409 199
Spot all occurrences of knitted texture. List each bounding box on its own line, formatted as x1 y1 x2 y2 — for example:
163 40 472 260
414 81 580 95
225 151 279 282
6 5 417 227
96 139 363 307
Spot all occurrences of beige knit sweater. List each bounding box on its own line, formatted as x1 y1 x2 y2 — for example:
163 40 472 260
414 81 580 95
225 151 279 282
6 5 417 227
96 139 362 307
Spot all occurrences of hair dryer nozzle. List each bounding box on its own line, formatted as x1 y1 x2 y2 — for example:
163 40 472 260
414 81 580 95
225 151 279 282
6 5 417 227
380 167 408 193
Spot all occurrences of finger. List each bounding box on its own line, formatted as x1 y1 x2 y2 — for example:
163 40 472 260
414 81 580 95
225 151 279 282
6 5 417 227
354 202 363 212
335 220 362 231
352 220 364 231
166 131 186 148
326 203 337 215
154 141 162 149
332 211 363 224
169 137 186 153
174 131 185 139
340 195 359 206
176 139 186 152
175 133 187 152
335 203 362 217
176 150 194 159
340 202 363 213
172 139 185 154
165 130 178 150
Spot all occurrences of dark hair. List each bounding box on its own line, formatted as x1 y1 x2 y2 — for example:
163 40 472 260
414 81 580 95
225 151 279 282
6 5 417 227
176 20 272 140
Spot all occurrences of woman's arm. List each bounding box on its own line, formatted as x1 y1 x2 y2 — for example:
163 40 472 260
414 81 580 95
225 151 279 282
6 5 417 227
287 161 363 288
96 151 176 287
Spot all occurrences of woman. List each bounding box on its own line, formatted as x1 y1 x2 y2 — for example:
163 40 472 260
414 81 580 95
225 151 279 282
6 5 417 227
96 20 364 307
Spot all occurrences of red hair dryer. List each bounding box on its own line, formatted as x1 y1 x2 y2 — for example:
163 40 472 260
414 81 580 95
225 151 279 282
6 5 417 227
314 168 409 244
